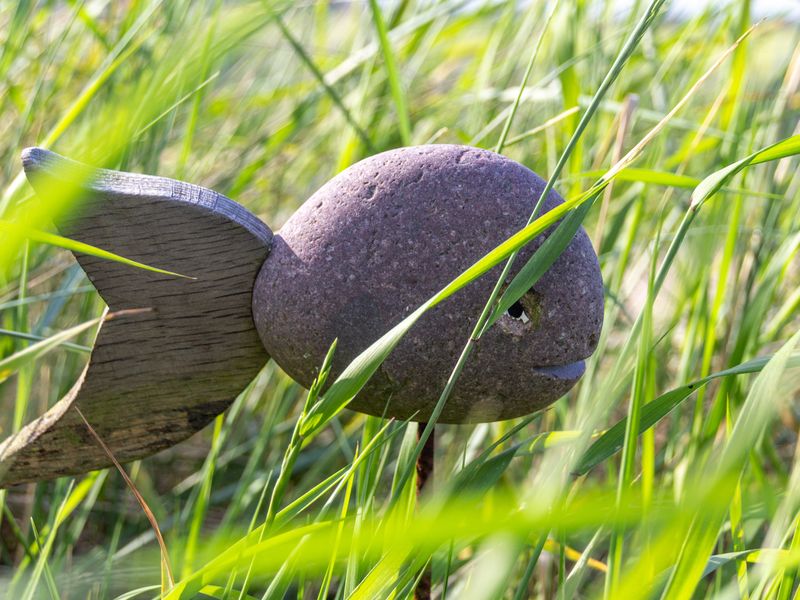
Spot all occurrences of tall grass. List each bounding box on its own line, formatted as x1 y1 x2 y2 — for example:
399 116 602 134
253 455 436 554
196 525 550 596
1 1 800 598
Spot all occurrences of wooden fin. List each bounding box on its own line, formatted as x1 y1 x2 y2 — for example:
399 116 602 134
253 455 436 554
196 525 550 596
0 148 273 487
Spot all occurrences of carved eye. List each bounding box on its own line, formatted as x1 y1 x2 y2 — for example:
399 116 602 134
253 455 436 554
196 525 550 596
506 300 530 324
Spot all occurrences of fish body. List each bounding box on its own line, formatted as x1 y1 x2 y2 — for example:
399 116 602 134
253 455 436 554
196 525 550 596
254 145 603 422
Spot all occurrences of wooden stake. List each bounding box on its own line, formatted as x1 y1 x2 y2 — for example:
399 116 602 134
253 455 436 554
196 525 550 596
415 422 435 600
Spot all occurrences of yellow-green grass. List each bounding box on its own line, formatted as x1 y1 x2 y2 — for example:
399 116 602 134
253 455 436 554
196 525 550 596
1 1 800 598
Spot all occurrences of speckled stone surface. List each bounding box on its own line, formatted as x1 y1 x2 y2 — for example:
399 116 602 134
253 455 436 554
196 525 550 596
253 145 603 423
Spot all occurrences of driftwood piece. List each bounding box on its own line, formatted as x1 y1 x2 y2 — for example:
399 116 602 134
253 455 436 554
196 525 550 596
0 149 273 487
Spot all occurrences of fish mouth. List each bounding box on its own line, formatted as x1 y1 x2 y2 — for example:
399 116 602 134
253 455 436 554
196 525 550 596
531 360 586 381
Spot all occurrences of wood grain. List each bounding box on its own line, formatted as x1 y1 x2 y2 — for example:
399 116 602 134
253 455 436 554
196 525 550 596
0 148 273 487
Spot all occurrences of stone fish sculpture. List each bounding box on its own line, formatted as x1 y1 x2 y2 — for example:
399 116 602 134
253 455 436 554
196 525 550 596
0 144 603 486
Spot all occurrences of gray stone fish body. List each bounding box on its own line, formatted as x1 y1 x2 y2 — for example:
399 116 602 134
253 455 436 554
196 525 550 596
254 145 603 423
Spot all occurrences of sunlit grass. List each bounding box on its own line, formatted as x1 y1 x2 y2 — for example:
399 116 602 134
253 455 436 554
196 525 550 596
1 1 800 599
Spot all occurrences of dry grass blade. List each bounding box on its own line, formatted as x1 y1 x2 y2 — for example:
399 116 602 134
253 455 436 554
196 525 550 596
74 406 175 591
601 20 762 185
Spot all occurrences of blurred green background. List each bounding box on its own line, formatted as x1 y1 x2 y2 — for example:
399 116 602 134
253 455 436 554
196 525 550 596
1 1 800 598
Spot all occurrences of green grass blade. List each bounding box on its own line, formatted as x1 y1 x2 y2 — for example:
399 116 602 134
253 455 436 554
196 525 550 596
691 134 800 209
0 315 102 382
0 220 193 278
575 353 800 475
368 0 411 145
